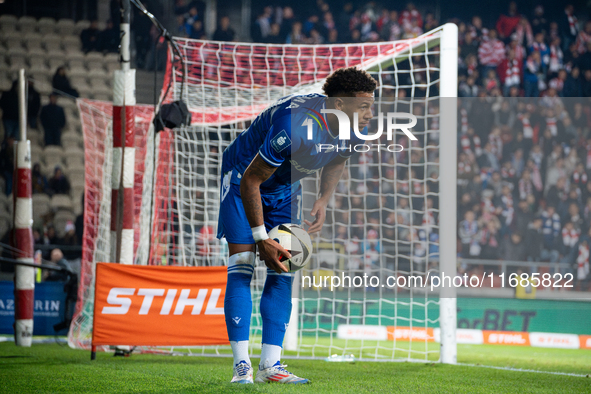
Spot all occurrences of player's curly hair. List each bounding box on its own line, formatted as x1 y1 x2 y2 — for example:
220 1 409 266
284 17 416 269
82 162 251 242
322 67 377 97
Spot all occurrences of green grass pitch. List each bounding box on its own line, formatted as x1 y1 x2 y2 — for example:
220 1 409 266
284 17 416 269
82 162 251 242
1 339 590 393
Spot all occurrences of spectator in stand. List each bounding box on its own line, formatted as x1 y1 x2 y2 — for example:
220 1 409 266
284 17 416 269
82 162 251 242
61 221 79 260
184 4 200 37
279 7 296 41
549 69 567 96
530 32 550 72
189 20 206 39
40 93 66 147
32 163 48 194
502 233 527 261
561 221 579 273
0 138 14 195
381 10 401 41
252 7 272 43
213 16 235 42
541 205 561 262
576 239 590 289
52 67 79 98
0 81 19 141
48 167 71 196
496 1 521 41
559 5 578 52
286 21 305 44
497 49 522 96
531 5 548 36
98 19 120 53
145 25 167 71
399 3 422 30
265 23 282 44
524 50 541 97
479 219 501 259
548 38 564 76
75 195 84 247
478 29 505 78
81 20 101 53
525 217 544 261
44 248 72 282
459 210 480 257
27 81 41 130
576 21 591 54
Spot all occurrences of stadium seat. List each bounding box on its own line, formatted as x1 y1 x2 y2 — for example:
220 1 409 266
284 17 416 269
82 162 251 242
70 76 90 91
32 194 51 224
68 167 85 183
31 144 43 161
0 192 8 211
50 194 72 210
56 19 76 36
62 36 82 52
66 146 84 161
48 56 67 71
28 48 49 66
4 34 24 51
37 17 56 35
43 146 65 166
62 131 82 147
18 16 37 34
0 210 10 241
67 52 86 70
0 14 18 31
70 173 85 190
24 32 44 51
44 35 64 53
28 129 42 146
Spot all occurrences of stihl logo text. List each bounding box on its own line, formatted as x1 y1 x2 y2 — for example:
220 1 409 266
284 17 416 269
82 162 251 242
101 288 224 315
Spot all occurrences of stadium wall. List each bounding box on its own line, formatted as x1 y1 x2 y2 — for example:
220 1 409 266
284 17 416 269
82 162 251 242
301 292 591 335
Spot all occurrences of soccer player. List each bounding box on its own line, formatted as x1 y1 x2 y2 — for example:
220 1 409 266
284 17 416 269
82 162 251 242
217 67 377 384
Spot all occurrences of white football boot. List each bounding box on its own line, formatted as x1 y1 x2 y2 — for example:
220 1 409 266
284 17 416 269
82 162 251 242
255 361 309 384
230 360 253 384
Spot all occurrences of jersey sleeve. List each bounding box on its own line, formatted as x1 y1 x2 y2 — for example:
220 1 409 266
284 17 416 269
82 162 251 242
258 114 293 167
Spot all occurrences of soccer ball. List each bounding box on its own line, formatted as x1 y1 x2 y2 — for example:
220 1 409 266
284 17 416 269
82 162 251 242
268 223 312 272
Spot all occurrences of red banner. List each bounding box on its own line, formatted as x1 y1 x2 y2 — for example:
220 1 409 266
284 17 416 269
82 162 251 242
92 263 229 346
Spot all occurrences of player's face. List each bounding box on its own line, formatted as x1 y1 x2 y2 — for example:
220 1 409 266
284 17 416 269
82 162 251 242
339 92 375 129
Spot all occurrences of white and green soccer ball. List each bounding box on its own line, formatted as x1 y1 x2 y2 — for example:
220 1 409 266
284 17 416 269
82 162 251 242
268 223 313 272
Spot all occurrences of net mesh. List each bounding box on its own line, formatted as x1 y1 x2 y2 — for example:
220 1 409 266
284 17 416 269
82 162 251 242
70 29 451 361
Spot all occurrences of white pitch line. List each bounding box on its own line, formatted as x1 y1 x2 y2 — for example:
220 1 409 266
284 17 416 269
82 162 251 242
457 362 589 378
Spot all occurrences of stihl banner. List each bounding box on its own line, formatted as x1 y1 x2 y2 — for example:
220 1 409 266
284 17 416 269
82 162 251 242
92 263 229 346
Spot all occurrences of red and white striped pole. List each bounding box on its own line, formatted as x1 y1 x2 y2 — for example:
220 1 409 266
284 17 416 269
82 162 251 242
13 69 34 346
110 0 135 265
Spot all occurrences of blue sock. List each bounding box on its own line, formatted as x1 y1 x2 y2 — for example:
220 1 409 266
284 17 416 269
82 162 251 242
260 271 293 346
225 252 255 342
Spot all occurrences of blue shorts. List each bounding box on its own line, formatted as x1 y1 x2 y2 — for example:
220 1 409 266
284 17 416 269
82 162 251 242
217 172 302 244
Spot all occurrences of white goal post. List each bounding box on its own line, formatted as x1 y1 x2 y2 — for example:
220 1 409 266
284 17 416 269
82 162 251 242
71 24 458 363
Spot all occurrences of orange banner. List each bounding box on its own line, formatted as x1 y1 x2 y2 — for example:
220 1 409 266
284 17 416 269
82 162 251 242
386 326 435 342
482 330 530 346
579 335 591 350
92 263 229 347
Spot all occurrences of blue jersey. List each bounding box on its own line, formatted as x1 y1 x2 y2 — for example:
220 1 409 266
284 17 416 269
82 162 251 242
221 93 364 194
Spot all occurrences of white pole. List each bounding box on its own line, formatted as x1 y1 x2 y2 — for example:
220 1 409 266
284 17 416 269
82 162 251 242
14 69 34 347
438 23 458 365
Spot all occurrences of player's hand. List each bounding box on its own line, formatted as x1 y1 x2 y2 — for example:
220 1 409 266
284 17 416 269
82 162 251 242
304 199 327 234
257 238 291 274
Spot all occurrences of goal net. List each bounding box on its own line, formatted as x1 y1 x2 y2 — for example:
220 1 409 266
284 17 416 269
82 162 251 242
70 24 457 362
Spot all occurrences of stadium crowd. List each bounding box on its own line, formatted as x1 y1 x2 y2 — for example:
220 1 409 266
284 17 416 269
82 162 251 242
2 1 591 288
172 0 591 288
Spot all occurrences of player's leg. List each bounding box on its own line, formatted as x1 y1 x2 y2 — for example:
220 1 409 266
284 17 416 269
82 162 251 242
255 185 308 384
218 179 256 383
